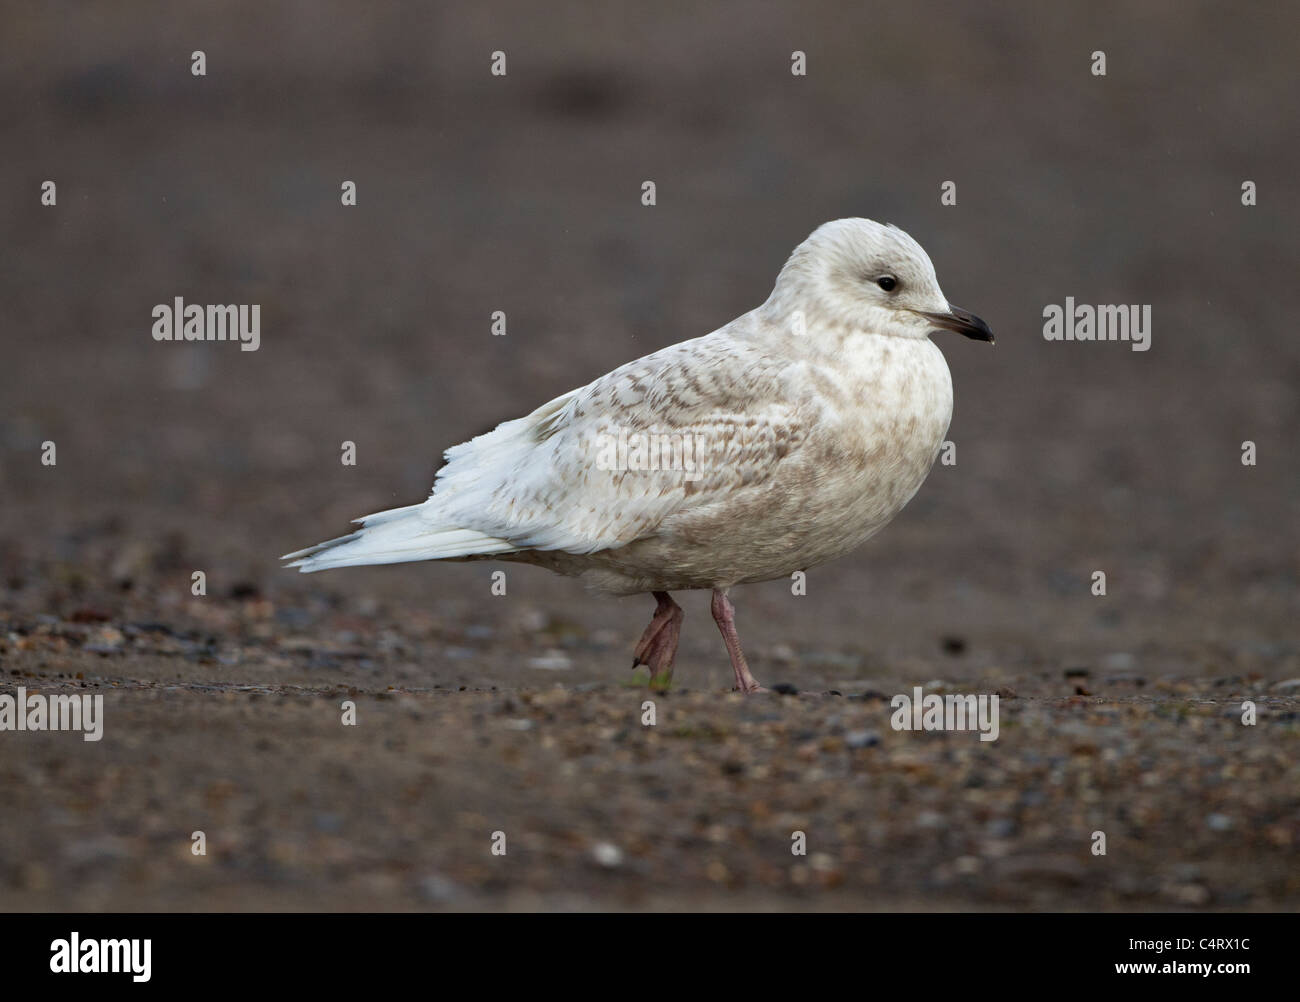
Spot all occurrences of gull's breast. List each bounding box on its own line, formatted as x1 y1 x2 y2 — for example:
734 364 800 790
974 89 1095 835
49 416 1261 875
580 335 955 592
773 334 955 571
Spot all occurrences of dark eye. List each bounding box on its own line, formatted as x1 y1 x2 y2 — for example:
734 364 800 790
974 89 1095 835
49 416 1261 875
876 276 897 292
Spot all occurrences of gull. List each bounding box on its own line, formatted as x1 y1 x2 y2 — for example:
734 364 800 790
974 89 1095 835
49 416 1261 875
283 218 993 692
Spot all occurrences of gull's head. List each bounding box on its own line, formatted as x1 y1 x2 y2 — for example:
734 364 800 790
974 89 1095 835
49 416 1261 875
765 217 993 344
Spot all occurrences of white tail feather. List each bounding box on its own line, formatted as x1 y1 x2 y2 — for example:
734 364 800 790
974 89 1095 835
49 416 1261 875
281 504 516 573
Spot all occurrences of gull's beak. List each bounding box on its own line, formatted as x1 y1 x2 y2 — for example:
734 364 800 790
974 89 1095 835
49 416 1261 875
917 306 995 344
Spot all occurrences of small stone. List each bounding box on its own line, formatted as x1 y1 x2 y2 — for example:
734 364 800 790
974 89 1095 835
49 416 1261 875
1168 883 1211 906
845 729 880 749
69 608 111 624
313 812 342 833
418 873 463 903
517 607 548 632
83 626 125 654
591 842 624 868
528 652 572 670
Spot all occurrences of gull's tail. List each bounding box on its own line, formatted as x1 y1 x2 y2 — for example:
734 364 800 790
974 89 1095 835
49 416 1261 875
281 503 517 573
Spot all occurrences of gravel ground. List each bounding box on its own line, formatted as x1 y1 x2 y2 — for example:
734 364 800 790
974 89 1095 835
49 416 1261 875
2 579 1297 911
1 2 1298 911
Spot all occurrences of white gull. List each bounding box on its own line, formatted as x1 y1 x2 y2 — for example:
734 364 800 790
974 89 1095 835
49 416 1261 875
284 218 993 692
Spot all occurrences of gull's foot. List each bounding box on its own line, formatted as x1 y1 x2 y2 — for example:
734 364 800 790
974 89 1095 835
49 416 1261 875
632 592 681 666
633 619 679 671
624 665 675 691
631 591 683 690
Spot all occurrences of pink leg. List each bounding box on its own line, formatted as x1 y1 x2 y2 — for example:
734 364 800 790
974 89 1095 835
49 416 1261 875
710 589 765 693
632 591 684 687
633 592 678 665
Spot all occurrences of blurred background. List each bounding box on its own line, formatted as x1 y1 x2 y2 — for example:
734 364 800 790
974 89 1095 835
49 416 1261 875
0 2 1296 910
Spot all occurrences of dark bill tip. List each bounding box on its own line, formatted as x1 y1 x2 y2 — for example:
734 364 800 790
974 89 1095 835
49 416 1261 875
919 306 995 344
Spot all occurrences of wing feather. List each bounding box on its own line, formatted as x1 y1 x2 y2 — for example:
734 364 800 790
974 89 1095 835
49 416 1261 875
422 330 811 554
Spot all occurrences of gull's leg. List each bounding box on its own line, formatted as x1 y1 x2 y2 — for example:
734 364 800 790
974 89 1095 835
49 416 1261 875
632 591 684 687
632 592 678 665
710 588 765 693
646 601 683 688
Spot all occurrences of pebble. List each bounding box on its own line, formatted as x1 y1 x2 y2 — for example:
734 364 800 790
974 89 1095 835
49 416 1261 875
591 842 624 868
418 873 464 904
528 652 572 671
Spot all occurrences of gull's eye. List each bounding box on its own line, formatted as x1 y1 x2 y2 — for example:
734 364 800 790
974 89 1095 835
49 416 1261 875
876 275 897 292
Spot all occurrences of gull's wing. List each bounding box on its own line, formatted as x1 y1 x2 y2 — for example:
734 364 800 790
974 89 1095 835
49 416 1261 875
423 329 813 554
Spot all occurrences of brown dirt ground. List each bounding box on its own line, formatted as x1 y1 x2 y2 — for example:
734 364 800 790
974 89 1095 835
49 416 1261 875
1 2 1297 910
